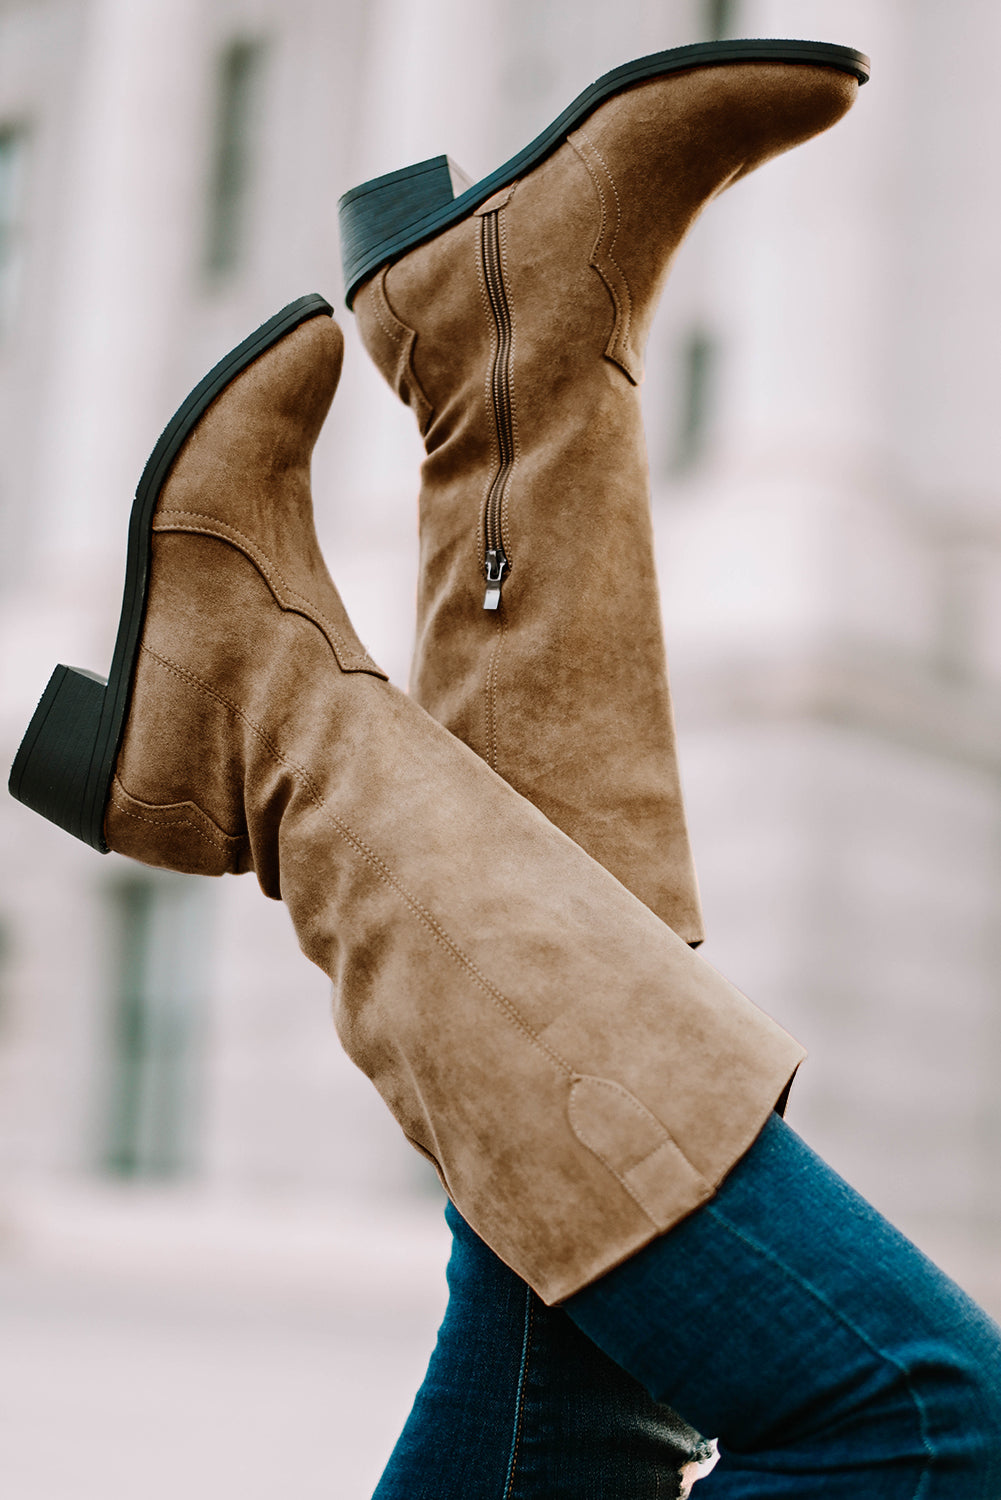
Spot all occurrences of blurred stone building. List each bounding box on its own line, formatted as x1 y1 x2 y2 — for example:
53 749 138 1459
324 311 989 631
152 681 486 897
0 0 999 1312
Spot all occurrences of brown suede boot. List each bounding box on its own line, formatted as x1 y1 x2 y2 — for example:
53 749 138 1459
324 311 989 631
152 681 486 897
342 40 868 941
10 300 804 1303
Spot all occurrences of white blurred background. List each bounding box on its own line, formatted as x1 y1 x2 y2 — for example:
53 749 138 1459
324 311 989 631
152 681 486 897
1 0 999 1495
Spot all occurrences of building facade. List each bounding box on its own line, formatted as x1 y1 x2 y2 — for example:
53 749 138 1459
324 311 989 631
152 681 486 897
0 0 999 1312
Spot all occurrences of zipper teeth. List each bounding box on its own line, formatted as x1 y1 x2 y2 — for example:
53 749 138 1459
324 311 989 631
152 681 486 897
481 210 514 566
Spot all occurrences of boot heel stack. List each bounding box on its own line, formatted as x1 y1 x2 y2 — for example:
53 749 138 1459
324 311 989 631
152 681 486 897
340 155 473 308
8 292 335 855
9 665 111 849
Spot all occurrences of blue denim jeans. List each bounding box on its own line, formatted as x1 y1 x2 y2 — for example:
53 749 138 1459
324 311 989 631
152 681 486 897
374 1194 714 1499
375 1113 1001 1498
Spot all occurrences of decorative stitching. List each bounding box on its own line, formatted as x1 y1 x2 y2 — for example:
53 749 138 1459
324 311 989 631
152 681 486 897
109 778 241 853
154 511 383 676
569 129 643 384
577 129 633 342
369 270 403 345
369 269 434 433
139 643 576 1085
484 610 506 774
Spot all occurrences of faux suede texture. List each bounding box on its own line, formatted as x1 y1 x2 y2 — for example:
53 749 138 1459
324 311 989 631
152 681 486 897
355 62 858 944
103 314 805 1303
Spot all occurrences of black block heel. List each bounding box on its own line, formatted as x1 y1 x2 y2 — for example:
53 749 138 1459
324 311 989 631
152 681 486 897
9 666 109 848
8 292 334 853
339 156 473 309
339 37 870 306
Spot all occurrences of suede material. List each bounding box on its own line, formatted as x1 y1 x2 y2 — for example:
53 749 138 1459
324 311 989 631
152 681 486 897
355 62 857 943
104 314 805 1303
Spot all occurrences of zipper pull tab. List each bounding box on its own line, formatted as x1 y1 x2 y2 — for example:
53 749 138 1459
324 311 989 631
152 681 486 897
483 548 509 611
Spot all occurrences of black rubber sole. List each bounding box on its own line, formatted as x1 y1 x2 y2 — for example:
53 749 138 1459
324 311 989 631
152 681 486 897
9 293 334 852
339 37 870 307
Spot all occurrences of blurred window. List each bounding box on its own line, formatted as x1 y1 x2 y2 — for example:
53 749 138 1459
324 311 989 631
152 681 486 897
0 124 28 333
203 38 267 278
704 1 739 40
103 874 209 1178
671 326 718 474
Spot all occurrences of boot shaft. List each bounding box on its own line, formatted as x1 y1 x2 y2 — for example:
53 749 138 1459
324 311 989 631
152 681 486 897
351 59 859 942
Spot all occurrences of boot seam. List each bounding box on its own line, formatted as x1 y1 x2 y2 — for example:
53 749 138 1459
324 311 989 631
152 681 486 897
567 1074 711 1225
369 268 404 346
109 777 243 851
154 511 383 676
579 133 627 288
570 129 643 384
138 643 581 1089
369 268 434 433
484 611 506 773
575 128 631 331
502 1287 535 1499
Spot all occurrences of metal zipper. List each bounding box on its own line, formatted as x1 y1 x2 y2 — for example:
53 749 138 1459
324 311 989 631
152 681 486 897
480 209 513 610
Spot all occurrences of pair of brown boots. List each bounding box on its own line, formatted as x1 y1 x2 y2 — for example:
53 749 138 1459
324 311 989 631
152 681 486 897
10 44 865 1302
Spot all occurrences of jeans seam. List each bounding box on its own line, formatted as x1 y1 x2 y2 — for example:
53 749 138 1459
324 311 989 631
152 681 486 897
704 1203 937 1491
502 1288 535 1499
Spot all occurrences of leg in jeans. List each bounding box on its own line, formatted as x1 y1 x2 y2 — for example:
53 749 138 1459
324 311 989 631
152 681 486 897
565 1112 1001 1498
374 1201 716 1500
